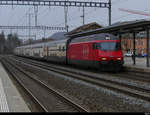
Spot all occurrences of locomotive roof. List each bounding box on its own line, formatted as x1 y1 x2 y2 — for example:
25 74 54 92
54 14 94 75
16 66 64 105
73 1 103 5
70 33 118 43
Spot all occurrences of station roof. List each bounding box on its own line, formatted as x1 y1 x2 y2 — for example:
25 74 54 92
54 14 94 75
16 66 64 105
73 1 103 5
68 19 150 38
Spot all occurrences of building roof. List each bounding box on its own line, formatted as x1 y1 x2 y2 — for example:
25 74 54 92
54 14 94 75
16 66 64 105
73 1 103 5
67 22 103 35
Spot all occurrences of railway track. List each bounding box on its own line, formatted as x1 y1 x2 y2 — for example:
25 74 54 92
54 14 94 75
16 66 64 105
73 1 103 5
12 55 150 83
12 55 150 84
0 57 88 112
7 55 150 103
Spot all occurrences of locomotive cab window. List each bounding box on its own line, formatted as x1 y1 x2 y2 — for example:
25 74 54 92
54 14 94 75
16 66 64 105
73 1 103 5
98 42 121 51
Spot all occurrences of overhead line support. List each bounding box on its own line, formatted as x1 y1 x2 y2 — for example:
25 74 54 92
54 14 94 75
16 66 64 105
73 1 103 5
0 0 111 27
0 0 110 8
0 26 66 30
108 0 111 26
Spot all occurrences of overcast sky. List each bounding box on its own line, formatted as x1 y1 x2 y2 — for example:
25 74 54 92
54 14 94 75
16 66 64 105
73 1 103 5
0 0 150 40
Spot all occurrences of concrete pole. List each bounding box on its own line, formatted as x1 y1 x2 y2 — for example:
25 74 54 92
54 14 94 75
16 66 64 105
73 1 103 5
146 29 149 67
133 32 136 65
108 0 111 26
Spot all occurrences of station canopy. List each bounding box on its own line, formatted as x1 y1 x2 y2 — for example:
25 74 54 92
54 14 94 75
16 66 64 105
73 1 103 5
68 19 150 38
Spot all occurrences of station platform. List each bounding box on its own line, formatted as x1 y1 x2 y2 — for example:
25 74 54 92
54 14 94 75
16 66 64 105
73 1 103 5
0 62 30 112
124 57 150 73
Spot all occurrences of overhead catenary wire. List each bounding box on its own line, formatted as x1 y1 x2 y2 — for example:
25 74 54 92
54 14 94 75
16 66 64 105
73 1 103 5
1 0 145 39
7 6 17 26
53 0 130 28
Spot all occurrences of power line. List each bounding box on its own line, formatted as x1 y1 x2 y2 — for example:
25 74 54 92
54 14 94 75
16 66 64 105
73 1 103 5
55 6 107 27
16 7 31 26
112 0 129 5
0 0 111 26
55 0 131 27
7 6 17 25
0 0 113 36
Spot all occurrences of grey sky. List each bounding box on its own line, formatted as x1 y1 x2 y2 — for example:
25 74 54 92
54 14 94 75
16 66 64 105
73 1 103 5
0 0 150 40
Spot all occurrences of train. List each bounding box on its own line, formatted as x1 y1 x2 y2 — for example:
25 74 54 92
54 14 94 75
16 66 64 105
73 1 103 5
14 32 124 71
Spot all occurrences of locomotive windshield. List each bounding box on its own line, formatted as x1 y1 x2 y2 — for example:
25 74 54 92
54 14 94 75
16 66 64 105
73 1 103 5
98 42 121 51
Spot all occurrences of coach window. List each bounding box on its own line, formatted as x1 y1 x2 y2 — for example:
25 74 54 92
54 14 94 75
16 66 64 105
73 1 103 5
93 43 98 50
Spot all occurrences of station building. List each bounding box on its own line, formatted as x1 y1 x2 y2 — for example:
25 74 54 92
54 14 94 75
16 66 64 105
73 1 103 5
121 32 148 56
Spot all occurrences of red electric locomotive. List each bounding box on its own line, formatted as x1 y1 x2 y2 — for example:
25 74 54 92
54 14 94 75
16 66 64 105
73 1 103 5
67 33 124 71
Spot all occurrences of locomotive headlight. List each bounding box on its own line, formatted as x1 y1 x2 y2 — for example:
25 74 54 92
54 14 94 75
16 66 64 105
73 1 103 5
117 57 122 60
101 57 107 61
